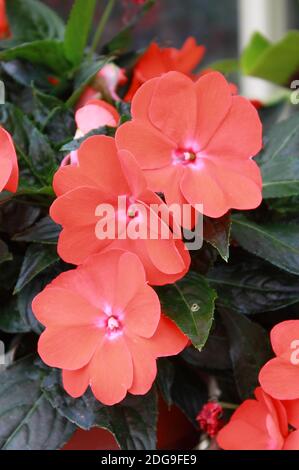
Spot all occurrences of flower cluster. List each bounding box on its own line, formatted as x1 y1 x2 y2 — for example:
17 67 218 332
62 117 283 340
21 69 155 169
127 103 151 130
217 321 299 450
0 35 263 407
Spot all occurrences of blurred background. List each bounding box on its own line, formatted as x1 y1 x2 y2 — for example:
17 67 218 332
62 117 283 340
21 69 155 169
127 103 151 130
43 0 299 64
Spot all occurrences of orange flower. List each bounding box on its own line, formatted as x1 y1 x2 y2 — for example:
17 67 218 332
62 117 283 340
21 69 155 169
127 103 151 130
0 0 10 39
75 99 119 136
116 71 263 222
259 320 299 400
51 135 190 285
61 99 119 167
0 127 18 193
217 387 299 450
32 250 188 405
125 38 205 101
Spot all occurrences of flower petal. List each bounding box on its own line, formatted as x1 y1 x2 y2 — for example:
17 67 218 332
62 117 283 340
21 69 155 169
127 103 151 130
126 334 157 395
32 287 102 327
147 314 188 358
116 120 174 170
63 366 90 398
283 430 299 450
89 336 133 405
38 325 102 370
53 165 95 197
203 95 262 158
193 72 232 150
78 135 129 195
131 76 160 121
180 164 227 218
124 284 161 338
149 71 197 146
259 357 299 400
270 320 299 357
50 186 108 227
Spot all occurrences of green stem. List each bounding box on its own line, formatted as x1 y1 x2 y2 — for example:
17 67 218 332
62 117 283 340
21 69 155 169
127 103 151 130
218 401 238 410
90 0 116 56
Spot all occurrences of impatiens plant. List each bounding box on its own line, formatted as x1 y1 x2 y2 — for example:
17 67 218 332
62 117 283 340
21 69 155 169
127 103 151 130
1 0 299 452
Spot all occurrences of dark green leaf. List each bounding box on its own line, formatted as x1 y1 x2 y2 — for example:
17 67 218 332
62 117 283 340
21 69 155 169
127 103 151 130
220 309 272 400
0 40 70 74
181 321 231 371
0 298 30 333
241 31 299 85
0 357 75 450
208 259 299 314
64 0 96 65
156 359 175 406
16 263 64 334
259 113 299 198
203 213 231 261
232 215 299 276
6 0 65 42
0 240 12 265
42 370 158 450
14 244 58 294
13 216 61 244
171 359 208 424
158 271 216 351
0 103 57 185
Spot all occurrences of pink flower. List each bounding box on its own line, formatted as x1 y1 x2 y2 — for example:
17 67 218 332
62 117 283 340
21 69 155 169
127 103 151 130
52 135 190 285
259 320 299 400
116 71 263 223
32 250 188 405
217 387 299 450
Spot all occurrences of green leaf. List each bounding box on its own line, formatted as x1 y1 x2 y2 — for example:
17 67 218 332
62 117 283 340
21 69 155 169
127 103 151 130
203 213 231 261
171 359 208 424
64 0 96 65
0 103 57 185
66 58 108 107
13 216 61 244
0 240 12 265
6 0 65 42
207 58 239 74
208 259 299 314
16 263 64 334
156 359 175 406
259 113 299 198
42 370 158 450
0 40 70 74
220 309 272 400
182 322 231 371
0 357 75 450
14 244 58 294
232 215 299 276
241 31 299 85
158 271 216 350
0 298 30 333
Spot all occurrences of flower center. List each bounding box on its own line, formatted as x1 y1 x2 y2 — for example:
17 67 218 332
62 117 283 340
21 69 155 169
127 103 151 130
107 315 120 331
173 148 197 165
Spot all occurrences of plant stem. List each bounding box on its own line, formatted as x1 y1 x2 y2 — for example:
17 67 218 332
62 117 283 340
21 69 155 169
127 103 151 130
90 0 116 56
218 401 238 410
